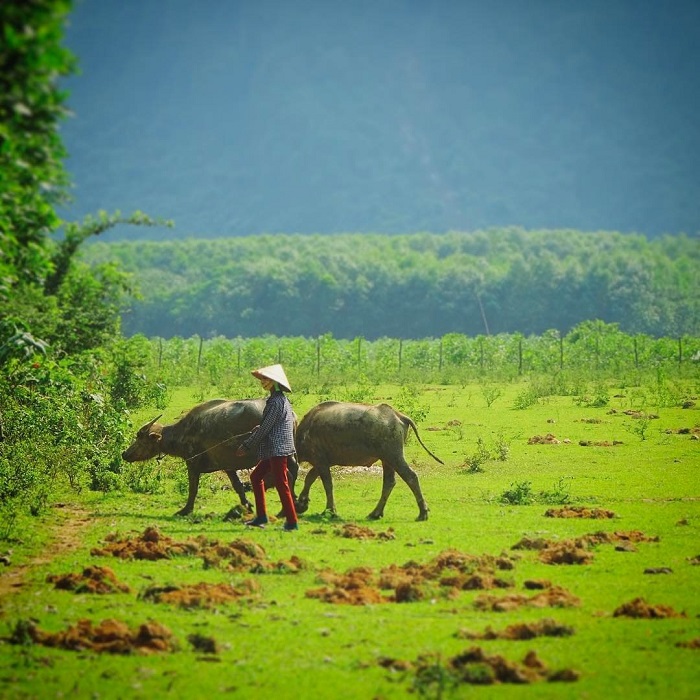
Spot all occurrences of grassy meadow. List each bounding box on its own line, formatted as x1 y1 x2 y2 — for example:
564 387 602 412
1 379 699 699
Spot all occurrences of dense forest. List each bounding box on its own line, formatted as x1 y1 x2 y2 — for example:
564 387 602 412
59 1 700 238
82 229 699 339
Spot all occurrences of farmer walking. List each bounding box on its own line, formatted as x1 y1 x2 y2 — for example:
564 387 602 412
236 364 298 531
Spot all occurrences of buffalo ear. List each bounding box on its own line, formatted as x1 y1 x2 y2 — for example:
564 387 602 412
148 431 161 442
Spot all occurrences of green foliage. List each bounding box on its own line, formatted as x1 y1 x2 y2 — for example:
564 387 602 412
109 335 170 410
82 229 700 339
392 385 430 422
499 480 535 505
512 387 539 410
0 0 75 297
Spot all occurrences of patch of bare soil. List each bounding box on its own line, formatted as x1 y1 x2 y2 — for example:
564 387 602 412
676 638 700 649
335 523 395 540
306 550 518 605
665 426 700 435
613 597 687 619
0 504 93 602
140 579 259 608
91 527 307 573
187 633 221 654
528 434 561 444
90 526 201 560
380 647 579 685
578 440 623 447
512 530 659 565
607 409 659 419
545 506 617 519
456 618 575 641
474 585 581 612
7 618 175 654
47 565 131 594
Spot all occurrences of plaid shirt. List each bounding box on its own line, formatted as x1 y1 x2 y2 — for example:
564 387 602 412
241 390 295 460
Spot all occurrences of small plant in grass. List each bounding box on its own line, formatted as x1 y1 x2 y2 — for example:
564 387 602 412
624 416 653 441
500 481 535 505
540 477 573 505
341 375 376 403
513 387 538 409
411 655 457 700
480 384 502 407
493 431 511 461
394 384 430 422
461 436 491 473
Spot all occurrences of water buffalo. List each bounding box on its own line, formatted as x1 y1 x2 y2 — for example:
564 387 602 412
294 401 442 521
122 398 298 517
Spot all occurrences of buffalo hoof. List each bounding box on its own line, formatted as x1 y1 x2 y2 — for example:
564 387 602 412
416 511 429 522
295 500 310 515
367 511 383 520
174 508 192 517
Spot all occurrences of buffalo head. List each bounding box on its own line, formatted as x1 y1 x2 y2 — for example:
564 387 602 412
122 414 163 462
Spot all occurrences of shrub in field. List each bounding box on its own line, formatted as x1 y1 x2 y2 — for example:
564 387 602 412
393 384 430 422
109 336 170 410
0 348 137 537
513 387 539 409
500 481 535 505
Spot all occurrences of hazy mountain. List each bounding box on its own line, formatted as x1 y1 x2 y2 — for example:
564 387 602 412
59 0 700 240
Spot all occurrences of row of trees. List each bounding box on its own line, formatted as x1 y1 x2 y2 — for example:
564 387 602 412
82 228 700 340
126 323 699 392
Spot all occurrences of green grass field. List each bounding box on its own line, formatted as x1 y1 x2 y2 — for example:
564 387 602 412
1 381 698 699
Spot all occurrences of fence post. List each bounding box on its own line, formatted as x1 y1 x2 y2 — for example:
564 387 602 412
559 335 564 370
197 335 203 374
518 337 523 375
633 337 639 369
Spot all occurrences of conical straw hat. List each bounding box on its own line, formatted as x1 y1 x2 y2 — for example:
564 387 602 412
251 364 292 392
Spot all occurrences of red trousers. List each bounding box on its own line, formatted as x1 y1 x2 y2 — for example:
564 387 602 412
250 455 297 525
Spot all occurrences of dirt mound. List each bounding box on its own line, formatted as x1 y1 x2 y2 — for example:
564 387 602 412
9 618 175 654
306 567 386 605
187 633 220 654
140 579 260 608
456 618 575 641
47 565 131 594
306 550 518 605
578 440 623 447
335 523 395 540
613 597 687 619
91 528 307 573
512 530 658 565
90 526 201 560
474 585 581 612
665 426 700 435
528 434 560 444
545 506 617 519
380 647 579 685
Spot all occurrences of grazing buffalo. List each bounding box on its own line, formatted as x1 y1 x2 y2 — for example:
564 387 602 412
294 401 442 521
122 398 298 517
